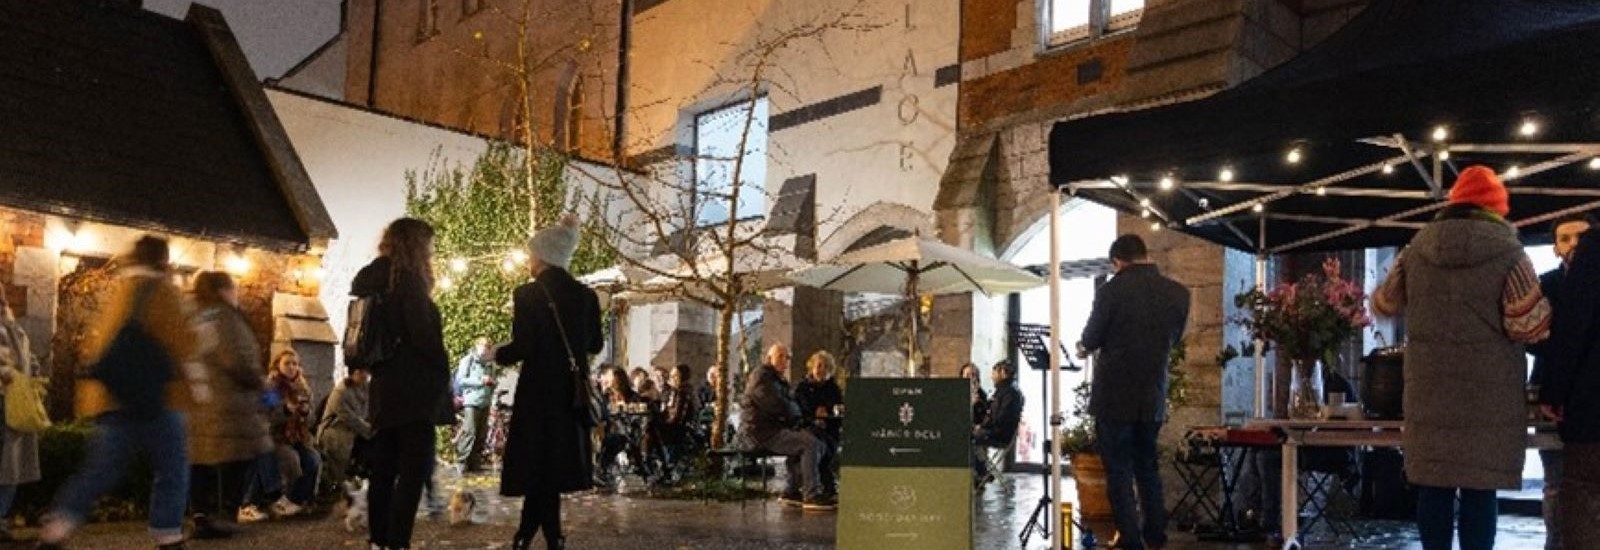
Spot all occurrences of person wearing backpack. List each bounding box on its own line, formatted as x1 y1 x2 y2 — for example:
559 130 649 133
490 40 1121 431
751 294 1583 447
350 219 451 550
0 292 42 543
39 236 205 550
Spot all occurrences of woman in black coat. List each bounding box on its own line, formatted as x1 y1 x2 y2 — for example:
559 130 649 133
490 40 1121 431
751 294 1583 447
350 218 452 550
494 216 602 550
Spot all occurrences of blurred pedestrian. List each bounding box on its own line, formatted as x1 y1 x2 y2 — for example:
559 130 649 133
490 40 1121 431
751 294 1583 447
0 292 41 543
185 272 271 539
38 236 202 550
1375 166 1550 550
352 218 451 550
495 215 603 550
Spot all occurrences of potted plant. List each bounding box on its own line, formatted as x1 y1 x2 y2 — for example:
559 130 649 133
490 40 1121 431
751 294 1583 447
1233 258 1370 419
1060 340 1191 520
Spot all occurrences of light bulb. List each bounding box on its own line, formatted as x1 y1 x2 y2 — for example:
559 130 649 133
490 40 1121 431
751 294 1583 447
1286 148 1303 164
1150 223 1162 232
1507 165 1521 178
225 254 251 276
450 258 468 273
1431 126 1449 142
502 258 517 272
1111 175 1129 187
1219 167 1235 182
1140 209 1151 219
1519 119 1539 137
1589 157 1600 170
1158 176 1175 191
1252 203 1265 214
511 250 529 264
1198 198 1210 209
1316 186 1327 196
1381 163 1395 175
1438 150 1451 161
439 276 454 289
313 268 326 280
1139 198 1151 208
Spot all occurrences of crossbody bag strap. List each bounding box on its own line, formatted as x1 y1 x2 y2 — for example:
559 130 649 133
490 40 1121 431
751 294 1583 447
533 280 582 375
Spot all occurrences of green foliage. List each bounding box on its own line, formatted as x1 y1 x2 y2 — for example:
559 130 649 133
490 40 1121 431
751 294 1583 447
406 144 615 358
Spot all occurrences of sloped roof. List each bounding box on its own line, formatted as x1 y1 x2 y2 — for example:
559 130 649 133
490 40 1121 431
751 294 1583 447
0 0 336 251
1050 0 1600 253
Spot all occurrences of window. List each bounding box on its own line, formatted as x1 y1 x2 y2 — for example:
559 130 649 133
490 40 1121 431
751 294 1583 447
693 97 769 226
1047 0 1143 47
563 78 584 154
417 0 440 42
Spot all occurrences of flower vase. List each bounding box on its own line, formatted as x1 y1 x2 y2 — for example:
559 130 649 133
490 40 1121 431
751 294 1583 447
1288 357 1325 420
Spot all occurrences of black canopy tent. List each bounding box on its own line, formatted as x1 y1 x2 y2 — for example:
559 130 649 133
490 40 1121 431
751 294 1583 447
1047 0 1600 255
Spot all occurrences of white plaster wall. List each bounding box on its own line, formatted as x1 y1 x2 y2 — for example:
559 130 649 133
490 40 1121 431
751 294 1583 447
274 36 349 101
628 0 960 243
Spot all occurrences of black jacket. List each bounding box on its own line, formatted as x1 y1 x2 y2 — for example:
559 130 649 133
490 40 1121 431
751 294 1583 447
1540 229 1600 443
794 378 843 420
495 267 604 496
1082 263 1190 423
978 380 1023 445
350 257 450 431
740 364 800 446
1529 267 1566 388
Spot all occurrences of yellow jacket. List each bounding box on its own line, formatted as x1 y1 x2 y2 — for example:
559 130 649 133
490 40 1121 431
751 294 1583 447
76 267 200 417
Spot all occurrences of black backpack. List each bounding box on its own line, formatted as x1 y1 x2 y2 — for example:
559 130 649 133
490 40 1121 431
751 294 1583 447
89 280 175 419
342 291 395 371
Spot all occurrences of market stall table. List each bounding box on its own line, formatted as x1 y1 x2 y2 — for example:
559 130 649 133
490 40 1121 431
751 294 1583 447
1245 419 1561 549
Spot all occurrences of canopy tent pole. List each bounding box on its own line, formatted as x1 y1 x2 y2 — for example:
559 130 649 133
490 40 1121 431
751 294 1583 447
1254 214 1267 418
1048 187 1064 550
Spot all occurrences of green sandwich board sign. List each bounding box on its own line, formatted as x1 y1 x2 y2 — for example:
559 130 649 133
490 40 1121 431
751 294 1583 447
837 378 972 549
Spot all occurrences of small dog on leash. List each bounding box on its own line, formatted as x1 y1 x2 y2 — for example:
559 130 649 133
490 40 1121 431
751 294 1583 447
341 480 369 532
447 490 477 527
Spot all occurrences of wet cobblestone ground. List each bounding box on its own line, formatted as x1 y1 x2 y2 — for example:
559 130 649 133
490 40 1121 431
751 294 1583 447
35 471 1550 549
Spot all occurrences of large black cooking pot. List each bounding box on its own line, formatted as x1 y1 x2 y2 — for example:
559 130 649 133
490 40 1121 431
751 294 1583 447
1362 346 1405 420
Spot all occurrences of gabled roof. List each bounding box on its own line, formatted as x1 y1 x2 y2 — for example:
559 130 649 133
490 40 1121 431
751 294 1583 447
0 0 336 252
1050 0 1600 253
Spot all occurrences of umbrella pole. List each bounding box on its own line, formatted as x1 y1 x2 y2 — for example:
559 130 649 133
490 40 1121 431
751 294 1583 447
907 263 920 377
1048 189 1064 550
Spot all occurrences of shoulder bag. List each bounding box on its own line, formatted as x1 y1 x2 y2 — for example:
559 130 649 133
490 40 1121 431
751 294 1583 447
535 280 604 427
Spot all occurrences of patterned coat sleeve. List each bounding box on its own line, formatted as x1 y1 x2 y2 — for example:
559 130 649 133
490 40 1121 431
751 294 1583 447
1503 254 1552 343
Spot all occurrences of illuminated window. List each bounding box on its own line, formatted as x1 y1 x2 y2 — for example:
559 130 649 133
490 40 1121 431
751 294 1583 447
1046 0 1143 48
563 78 583 154
693 98 769 226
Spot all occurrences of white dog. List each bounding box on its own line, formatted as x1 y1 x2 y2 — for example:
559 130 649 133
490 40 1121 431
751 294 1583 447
447 489 477 528
341 480 369 532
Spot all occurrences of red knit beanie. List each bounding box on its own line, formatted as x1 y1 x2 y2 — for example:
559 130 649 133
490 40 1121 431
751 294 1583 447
1448 165 1510 216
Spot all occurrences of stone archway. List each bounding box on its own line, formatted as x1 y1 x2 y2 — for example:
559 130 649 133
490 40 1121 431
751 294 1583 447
817 201 934 261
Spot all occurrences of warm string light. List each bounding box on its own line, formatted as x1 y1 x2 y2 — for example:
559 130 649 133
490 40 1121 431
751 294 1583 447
1381 163 1395 175
449 258 468 273
1519 119 1540 137
510 250 529 264
1506 165 1521 178
1252 203 1265 214
1438 150 1451 161
1150 223 1162 232
1219 167 1235 182
224 254 251 276
1316 186 1328 196
1158 176 1175 191
1431 125 1450 142
439 276 454 290
1140 209 1151 218
1588 157 1600 170
1286 147 1303 164
1139 198 1151 208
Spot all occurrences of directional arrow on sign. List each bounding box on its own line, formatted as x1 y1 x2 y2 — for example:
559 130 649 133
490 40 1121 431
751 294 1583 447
889 447 922 455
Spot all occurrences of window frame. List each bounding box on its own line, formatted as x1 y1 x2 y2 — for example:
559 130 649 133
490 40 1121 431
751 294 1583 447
563 77 584 155
1043 0 1143 50
416 0 442 43
690 96 770 228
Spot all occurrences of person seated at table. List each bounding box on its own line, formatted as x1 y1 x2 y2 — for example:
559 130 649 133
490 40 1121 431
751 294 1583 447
741 344 835 511
960 362 989 427
795 351 844 497
973 361 1024 484
630 367 659 402
596 365 645 486
643 364 697 480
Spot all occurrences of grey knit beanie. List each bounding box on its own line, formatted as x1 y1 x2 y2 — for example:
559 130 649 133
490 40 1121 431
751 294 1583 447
528 214 580 269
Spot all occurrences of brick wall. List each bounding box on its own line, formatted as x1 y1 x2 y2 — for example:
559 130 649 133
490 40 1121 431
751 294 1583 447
961 0 1017 61
343 0 622 160
0 209 46 319
960 38 1132 129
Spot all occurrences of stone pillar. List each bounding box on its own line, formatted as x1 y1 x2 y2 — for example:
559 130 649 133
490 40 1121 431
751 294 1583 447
928 294 974 378
0 210 55 356
763 286 843 385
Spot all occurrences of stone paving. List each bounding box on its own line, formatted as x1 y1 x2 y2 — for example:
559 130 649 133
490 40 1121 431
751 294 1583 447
31 471 1552 549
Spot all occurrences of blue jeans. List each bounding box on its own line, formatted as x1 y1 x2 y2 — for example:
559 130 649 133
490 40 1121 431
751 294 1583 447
0 484 16 520
243 451 284 507
285 444 321 505
1095 419 1167 549
50 410 189 539
1416 485 1497 550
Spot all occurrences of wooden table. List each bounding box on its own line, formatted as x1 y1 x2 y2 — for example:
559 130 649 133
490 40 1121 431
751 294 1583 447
1244 419 1561 549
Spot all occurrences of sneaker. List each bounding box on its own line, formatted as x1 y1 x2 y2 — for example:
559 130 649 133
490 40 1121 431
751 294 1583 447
802 495 837 512
272 497 304 518
237 506 270 524
777 491 804 508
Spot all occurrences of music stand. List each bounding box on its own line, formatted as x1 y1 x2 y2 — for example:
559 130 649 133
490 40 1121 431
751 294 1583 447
1006 323 1090 549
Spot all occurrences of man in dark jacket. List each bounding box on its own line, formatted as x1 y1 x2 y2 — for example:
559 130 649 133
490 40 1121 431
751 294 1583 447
1540 222 1600 544
740 344 834 511
1079 234 1190 550
973 362 1023 480
1529 213 1591 550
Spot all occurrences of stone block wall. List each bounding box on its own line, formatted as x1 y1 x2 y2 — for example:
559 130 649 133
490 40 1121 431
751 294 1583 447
0 209 52 350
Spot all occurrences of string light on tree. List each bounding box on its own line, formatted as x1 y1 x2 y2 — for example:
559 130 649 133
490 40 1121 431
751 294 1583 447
501 258 517 272
439 276 454 290
1519 118 1540 137
510 250 529 264
450 258 468 273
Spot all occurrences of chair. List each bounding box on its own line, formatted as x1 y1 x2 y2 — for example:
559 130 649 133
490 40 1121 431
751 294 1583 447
705 439 780 509
975 433 1017 488
1297 447 1359 540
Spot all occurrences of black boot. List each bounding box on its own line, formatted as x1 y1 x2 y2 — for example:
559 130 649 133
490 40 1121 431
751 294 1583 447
546 536 565 550
510 536 532 550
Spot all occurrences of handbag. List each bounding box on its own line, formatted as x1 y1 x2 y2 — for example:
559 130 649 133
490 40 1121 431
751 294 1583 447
535 280 604 427
5 375 50 433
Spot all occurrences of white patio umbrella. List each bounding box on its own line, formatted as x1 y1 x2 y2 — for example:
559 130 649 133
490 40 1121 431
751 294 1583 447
787 235 1044 374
